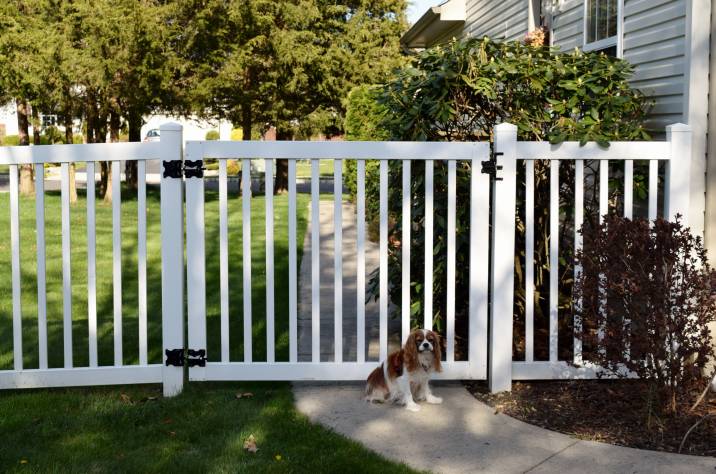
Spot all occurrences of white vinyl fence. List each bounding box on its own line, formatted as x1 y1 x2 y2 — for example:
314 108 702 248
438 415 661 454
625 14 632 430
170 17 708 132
0 122 692 395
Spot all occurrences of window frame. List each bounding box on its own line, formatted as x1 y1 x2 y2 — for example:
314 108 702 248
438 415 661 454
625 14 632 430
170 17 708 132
582 0 623 57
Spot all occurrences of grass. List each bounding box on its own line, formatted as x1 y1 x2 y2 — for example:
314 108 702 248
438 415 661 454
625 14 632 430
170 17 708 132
296 159 334 178
0 188 415 473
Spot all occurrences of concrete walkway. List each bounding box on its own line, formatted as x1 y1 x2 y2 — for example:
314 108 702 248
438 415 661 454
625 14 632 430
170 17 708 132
297 200 401 362
293 383 716 474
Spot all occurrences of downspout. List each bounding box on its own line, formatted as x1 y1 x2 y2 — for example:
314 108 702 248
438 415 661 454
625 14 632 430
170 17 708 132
705 0 716 378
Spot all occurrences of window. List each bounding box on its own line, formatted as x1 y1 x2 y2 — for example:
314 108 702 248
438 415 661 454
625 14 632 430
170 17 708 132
583 0 620 56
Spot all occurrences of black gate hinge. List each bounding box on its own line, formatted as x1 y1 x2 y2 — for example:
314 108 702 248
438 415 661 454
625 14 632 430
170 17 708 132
481 151 504 181
164 348 207 367
162 160 205 179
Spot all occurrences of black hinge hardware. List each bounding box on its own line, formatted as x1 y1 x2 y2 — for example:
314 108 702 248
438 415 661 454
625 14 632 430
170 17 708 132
162 160 205 179
163 160 183 179
187 349 207 367
164 348 207 367
184 160 205 179
165 348 184 367
481 151 504 181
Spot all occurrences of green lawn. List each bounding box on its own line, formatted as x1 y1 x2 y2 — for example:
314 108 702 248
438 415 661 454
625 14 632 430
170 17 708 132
0 189 415 473
296 159 334 178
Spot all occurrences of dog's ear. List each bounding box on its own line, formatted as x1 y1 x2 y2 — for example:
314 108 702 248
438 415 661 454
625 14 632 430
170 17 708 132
431 331 443 373
403 331 419 372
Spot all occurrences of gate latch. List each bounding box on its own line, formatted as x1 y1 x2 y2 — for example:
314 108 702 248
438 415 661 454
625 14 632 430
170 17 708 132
164 348 207 367
481 151 504 181
162 159 205 179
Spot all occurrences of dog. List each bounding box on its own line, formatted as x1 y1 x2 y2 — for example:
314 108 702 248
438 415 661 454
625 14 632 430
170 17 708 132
364 328 443 411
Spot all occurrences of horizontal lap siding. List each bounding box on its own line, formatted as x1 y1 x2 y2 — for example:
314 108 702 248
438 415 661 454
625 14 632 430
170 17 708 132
465 0 529 42
550 0 687 131
551 0 583 51
623 0 687 130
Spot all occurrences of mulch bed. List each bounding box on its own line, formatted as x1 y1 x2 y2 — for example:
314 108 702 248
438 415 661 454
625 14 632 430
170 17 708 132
464 380 716 457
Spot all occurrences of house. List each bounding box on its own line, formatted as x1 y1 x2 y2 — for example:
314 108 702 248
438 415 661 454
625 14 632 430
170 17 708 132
402 0 714 260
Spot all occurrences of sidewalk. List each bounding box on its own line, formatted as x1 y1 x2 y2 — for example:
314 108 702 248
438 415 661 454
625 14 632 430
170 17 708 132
293 383 716 473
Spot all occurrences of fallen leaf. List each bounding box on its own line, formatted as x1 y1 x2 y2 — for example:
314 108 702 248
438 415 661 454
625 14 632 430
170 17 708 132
20 460 28 464
168 431 176 437
275 454 282 461
120 393 131 403
236 392 254 399
243 434 258 453
162 418 173 425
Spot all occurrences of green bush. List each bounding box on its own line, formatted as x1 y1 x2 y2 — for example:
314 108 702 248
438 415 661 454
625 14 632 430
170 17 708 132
205 129 220 140
1 135 20 146
343 85 391 229
372 37 651 357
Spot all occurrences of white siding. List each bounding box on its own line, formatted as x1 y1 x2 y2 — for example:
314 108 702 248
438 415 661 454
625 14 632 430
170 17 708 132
551 0 583 51
551 0 687 131
465 0 529 42
623 0 687 130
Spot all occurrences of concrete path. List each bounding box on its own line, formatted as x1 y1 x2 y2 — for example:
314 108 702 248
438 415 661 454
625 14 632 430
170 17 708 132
297 200 401 362
293 383 716 474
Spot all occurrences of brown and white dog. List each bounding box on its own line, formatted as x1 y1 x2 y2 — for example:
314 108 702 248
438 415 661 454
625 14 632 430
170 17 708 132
364 328 443 412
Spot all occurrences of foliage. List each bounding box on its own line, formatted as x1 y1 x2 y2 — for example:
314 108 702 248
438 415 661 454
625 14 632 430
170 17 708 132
343 85 390 225
205 129 220 140
370 37 651 352
574 215 716 413
0 135 19 146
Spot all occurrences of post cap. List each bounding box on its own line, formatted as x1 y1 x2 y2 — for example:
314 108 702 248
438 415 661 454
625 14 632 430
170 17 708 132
159 122 183 132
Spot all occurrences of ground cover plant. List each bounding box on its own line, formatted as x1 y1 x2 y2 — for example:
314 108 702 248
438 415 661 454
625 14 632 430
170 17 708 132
0 187 415 472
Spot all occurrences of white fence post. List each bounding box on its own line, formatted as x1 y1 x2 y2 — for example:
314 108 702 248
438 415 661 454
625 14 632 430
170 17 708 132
665 123 692 225
160 122 185 397
489 123 518 393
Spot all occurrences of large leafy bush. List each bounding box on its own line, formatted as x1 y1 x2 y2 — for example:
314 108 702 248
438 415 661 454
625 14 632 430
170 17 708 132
575 215 715 413
366 37 651 357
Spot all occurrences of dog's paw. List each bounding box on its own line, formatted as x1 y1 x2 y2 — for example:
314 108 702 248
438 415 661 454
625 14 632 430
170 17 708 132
405 402 421 412
426 395 443 405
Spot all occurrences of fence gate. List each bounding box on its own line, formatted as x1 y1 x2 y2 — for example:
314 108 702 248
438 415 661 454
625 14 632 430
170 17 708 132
178 138 499 386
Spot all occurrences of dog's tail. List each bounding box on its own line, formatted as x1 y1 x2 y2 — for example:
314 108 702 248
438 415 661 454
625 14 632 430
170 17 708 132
365 363 387 401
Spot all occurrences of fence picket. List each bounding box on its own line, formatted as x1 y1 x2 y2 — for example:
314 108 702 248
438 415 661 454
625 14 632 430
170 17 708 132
138 160 147 365
186 142 206 376
549 160 559 362
219 159 230 362
266 159 275 363
311 159 320 363
379 159 388 361
61 163 73 368
243 158 253 363
112 161 122 366
525 160 534 363
648 160 658 220
574 160 584 365
446 160 456 362
35 164 47 369
424 159 434 330
334 159 343 363
288 160 298 363
9 165 21 370
86 162 98 367
356 160 366 363
401 160 411 344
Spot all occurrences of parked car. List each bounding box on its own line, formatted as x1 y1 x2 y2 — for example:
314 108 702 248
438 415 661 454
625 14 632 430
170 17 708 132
143 128 160 142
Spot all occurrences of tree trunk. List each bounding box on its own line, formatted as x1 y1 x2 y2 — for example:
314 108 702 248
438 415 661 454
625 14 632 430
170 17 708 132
242 102 252 141
103 112 120 203
65 114 77 203
16 100 34 196
31 105 41 145
274 127 292 194
125 110 142 190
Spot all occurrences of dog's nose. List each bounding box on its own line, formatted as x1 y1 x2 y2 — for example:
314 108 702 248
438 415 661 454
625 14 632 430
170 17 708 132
422 342 430 348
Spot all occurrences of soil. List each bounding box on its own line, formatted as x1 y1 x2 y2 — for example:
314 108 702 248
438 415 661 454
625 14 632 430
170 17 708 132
464 379 716 457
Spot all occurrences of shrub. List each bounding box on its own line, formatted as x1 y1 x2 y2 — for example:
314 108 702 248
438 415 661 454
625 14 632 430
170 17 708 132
206 130 220 140
226 159 240 176
230 128 243 141
574 215 716 413
343 85 391 232
1 135 20 146
371 36 651 356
